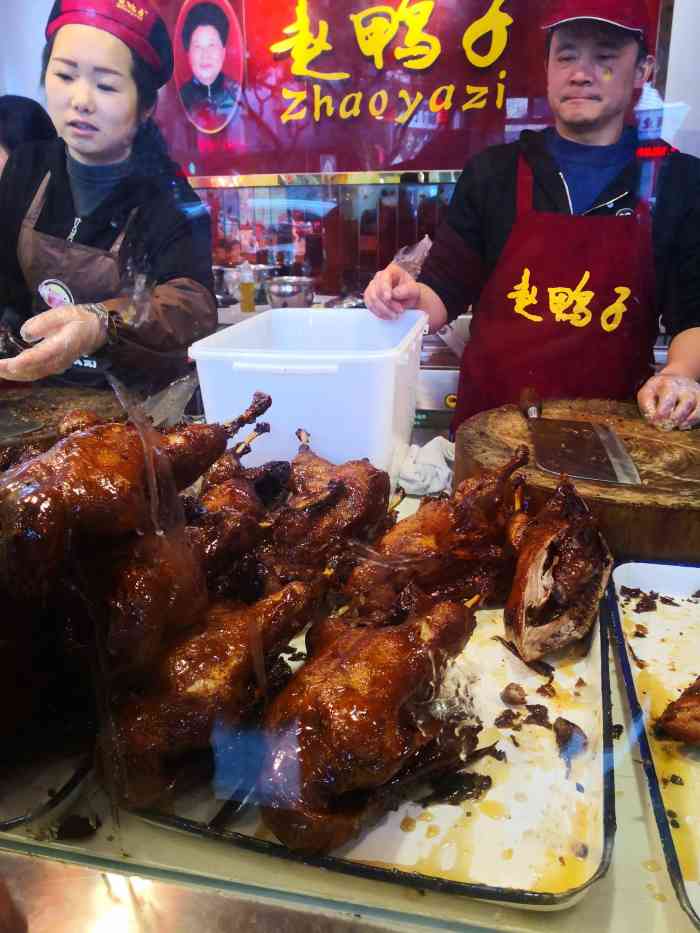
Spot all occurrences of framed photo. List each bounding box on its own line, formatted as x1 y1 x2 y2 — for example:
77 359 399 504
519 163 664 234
174 0 244 135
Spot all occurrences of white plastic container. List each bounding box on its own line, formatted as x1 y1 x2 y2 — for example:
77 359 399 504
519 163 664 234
189 307 427 483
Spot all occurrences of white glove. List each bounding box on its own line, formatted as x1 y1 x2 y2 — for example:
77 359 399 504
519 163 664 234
638 372 700 431
0 306 108 382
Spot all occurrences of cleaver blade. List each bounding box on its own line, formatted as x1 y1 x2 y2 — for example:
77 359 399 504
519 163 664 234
520 389 641 486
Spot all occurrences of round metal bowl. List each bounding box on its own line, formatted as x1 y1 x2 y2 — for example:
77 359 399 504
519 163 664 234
265 276 315 309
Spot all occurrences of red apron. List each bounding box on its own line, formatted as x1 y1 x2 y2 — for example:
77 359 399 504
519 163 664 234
453 156 657 429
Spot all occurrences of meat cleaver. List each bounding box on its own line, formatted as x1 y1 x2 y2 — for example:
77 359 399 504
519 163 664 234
520 388 641 486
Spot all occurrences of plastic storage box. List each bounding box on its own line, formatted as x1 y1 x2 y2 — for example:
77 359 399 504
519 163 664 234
189 307 427 482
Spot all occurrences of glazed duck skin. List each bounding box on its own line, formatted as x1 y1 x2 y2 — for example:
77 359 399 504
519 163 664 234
657 677 700 745
111 582 314 807
504 480 613 662
256 431 391 588
259 599 478 854
0 417 251 604
341 446 529 619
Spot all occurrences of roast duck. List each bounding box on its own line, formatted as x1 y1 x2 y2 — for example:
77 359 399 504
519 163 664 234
657 677 700 745
259 597 479 854
504 480 613 662
340 446 529 624
0 388 613 849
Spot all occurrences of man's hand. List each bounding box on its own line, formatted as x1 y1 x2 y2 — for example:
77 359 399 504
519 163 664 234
364 263 421 320
0 306 108 382
638 372 700 431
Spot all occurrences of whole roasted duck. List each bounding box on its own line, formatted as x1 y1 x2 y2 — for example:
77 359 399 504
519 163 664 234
185 423 274 587
504 479 613 661
259 597 479 854
76 531 209 676
0 394 272 605
255 429 391 589
111 582 315 807
340 447 528 622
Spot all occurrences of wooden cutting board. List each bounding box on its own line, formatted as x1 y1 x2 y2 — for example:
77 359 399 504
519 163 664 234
0 384 124 449
455 398 700 562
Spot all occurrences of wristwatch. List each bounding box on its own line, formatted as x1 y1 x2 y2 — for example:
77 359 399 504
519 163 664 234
84 302 119 346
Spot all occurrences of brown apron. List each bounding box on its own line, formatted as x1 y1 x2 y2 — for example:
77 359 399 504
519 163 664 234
16 172 137 386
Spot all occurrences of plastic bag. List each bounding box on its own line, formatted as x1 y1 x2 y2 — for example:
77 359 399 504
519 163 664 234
392 235 433 278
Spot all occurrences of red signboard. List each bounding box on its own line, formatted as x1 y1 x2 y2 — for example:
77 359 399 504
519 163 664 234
153 0 660 176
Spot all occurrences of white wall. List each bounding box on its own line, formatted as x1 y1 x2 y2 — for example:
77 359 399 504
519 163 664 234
665 0 700 156
0 0 53 99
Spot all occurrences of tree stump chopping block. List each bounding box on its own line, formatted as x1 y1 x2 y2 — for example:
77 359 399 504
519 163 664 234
455 398 700 563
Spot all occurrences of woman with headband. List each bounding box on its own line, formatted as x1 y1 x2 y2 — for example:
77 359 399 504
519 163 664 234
0 0 216 389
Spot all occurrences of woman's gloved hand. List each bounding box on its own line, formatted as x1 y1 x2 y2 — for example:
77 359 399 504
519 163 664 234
637 372 700 431
0 306 108 382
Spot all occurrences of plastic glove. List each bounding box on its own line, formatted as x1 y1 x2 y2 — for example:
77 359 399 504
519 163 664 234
0 306 107 383
637 372 700 431
364 262 421 321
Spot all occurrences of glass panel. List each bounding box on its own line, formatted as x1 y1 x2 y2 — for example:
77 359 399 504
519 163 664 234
5 5 700 933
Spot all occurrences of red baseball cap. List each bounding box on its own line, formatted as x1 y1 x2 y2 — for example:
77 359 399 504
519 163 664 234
541 0 651 40
45 0 174 87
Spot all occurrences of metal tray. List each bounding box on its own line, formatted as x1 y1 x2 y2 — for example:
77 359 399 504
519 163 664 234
135 607 616 911
604 561 700 929
0 755 92 833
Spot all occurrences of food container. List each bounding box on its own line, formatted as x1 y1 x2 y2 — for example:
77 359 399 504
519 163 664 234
189 307 427 483
136 601 615 910
265 276 315 308
605 563 700 929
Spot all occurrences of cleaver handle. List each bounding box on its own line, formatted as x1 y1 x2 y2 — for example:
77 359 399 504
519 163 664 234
519 387 542 421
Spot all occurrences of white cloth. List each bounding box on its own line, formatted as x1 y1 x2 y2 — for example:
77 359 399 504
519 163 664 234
398 436 454 495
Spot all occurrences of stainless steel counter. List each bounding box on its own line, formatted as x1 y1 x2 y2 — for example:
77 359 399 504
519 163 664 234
0 848 427 933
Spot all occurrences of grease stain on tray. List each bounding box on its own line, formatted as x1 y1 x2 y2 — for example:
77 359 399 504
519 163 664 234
615 568 700 890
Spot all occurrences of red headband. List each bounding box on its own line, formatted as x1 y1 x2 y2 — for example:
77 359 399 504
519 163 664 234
46 0 173 86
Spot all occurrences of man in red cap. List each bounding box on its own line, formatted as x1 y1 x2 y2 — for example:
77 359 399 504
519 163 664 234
365 0 700 434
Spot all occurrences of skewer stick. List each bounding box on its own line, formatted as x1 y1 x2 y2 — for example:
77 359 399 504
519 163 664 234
389 487 406 512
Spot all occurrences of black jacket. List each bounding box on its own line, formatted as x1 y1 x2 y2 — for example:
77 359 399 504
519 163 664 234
0 138 216 387
180 73 241 130
420 129 700 339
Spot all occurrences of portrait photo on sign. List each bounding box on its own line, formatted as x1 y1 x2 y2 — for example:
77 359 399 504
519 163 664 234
175 0 244 134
